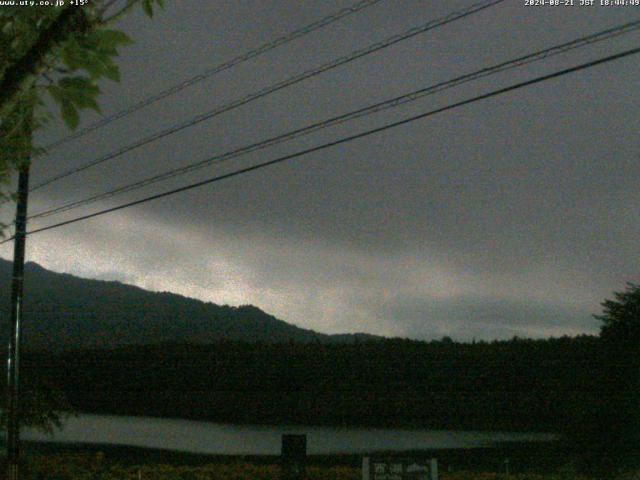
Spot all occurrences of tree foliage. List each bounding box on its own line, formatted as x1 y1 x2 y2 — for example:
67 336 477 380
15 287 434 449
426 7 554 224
0 0 164 206
0 0 163 431
566 283 640 476
595 282 640 346
595 283 640 472
0 380 71 435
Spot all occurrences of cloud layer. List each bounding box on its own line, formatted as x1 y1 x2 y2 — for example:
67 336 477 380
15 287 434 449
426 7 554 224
1 1 637 340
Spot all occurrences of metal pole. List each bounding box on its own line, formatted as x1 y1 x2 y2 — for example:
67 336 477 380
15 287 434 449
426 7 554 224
6 164 30 480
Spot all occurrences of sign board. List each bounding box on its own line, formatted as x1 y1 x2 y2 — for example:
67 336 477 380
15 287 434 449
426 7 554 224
362 457 438 480
281 434 307 480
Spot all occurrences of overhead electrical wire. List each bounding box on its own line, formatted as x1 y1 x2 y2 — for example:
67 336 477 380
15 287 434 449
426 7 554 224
25 18 640 222
29 0 505 193
3 44 637 245
42 0 386 151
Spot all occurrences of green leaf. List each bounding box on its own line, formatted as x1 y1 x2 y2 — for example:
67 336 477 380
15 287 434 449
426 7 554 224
104 63 121 82
46 85 63 104
60 99 79 130
78 55 104 79
60 38 84 70
142 0 153 17
47 76 101 127
96 29 133 49
58 76 99 97
59 29 132 82
59 76 101 112
1 20 13 35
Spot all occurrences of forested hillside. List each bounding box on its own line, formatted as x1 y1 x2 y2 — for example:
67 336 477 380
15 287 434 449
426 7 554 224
0 259 378 349
24 336 602 433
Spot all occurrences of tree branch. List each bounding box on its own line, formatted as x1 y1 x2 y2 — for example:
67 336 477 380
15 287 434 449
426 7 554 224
0 7 91 119
101 0 139 25
97 0 124 18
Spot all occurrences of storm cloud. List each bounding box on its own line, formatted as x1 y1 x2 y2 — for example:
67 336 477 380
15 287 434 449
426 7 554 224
1 0 638 340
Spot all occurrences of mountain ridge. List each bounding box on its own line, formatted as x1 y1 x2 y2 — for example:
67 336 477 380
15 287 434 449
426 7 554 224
0 258 382 350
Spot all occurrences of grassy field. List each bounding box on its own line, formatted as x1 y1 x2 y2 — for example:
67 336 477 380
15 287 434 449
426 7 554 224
0 440 617 480
13 453 599 480
5 446 604 480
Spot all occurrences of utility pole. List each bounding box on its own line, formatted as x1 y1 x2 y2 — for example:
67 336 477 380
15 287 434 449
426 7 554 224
6 164 30 480
5 97 33 480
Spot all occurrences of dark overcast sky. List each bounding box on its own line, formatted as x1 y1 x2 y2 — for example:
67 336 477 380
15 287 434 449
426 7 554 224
1 0 638 340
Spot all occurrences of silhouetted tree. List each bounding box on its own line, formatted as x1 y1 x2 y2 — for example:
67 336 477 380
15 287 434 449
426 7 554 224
599 284 640 472
570 283 640 476
596 282 640 346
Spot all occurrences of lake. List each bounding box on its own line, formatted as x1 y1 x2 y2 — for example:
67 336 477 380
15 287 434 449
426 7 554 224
22 414 557 455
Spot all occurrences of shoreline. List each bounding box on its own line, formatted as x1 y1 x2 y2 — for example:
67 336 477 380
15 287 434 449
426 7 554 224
18 439 570 473
55 410 563 436
20 412 558 457
69 410 562 435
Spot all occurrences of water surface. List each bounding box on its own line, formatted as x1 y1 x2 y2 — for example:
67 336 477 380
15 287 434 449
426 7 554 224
23 414 556 455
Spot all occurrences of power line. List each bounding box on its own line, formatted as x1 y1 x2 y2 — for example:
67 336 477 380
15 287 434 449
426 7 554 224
41 0 386 151
32 0 503 191
3 44 637 245
29 0 505 193
26 18 640 222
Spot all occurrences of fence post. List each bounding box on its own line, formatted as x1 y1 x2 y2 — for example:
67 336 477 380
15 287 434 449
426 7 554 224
430 458 438 480
362 456 370 480
281 434 306 480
